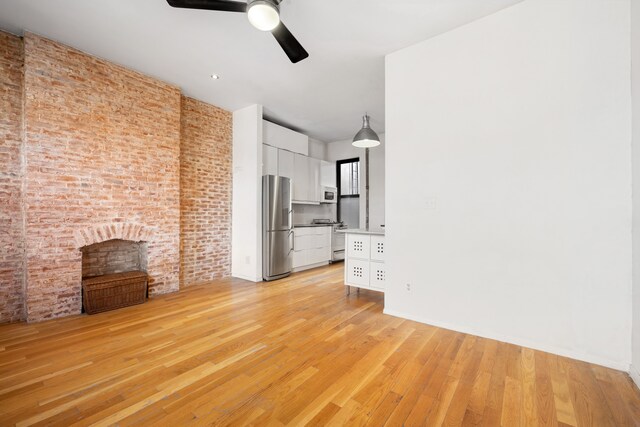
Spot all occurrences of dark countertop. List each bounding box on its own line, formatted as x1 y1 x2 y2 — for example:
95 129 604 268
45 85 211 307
293 224 334 228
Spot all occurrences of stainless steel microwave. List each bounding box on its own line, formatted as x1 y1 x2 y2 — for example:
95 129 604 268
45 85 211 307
321 186 337 203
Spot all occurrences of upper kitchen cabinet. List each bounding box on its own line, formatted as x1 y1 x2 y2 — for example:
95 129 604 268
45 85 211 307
262 144 295 179
320 160 336 187
263 120 308 155
293 154 320 204
263 144 278 176
307 157 321 202
278 149 294 179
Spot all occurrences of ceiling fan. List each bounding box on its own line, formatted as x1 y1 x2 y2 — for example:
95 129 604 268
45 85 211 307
166 0 309 63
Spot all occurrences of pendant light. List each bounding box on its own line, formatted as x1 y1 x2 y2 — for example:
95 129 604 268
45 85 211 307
352 114 380 148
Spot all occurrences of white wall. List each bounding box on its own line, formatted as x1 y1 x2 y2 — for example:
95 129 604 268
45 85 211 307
327 134 386 229
232 104 263 282
632 0 640 385
308 138 328 161
385 0 632 370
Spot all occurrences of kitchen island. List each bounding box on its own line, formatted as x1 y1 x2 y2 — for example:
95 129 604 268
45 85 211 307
338 228 385 294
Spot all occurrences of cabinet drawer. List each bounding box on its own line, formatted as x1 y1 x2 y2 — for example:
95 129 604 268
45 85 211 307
294 227 330 237
294 233 329 251
308 247 330 265
370 261 386 290
347 235 370 259
347 259 369 287
292 250 306 268
370 236 385 262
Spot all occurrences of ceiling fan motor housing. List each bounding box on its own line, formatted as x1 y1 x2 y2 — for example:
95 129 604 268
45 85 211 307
247 0 280 14
247 0 280 31
248 0 279 7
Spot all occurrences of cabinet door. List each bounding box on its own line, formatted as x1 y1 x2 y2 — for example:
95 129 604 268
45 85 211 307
263 144 278 176
370 261 386 290
263 120 309 155
370 236 385 262
278 149 294 179
293 153 309 201
307 157 321 203
292 250 306 268
320 160 336 187
347 235 370 259
347 259 370 287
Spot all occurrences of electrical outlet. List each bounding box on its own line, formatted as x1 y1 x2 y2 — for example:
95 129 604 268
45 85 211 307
406 283 411 291
424 197 437 210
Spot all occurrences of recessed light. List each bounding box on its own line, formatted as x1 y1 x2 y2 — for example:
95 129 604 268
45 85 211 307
210 74 220 80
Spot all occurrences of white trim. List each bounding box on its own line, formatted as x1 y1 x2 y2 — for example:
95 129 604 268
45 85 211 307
383 308 630 372
630 365 640 388
231 273 263 283
292 261 329 273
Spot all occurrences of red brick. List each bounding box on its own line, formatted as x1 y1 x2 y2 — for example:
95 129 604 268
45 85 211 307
22 33 181 321
0 31 25 323
180 97 232 285
0 32 233 323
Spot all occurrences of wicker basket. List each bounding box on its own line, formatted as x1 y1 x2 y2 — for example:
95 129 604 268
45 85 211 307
82 271 148 314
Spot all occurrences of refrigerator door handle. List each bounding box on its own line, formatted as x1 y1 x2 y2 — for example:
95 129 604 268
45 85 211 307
290 230 295 251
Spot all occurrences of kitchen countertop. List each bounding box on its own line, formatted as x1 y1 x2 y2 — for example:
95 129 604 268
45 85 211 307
338 228 385 236
293 224 334 228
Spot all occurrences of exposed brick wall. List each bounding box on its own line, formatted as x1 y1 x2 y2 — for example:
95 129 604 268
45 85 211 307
0 31 25 323
180 97 232 286
22 33 181 321
0 33 233 323
81 239 147 278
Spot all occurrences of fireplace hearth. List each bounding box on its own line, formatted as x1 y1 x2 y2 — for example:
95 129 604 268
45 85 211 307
81 239 148 279
80 238 149 314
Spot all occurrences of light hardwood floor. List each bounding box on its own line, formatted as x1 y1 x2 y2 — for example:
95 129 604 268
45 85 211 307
0 263 639 426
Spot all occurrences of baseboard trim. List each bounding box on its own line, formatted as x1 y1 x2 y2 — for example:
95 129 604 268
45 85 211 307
292 261 330 273
630 364 640 389
382 308 630 372
231 273 262 283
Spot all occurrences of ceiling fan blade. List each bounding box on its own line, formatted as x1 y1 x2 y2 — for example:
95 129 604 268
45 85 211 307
271 22 309 64
166 0 246 13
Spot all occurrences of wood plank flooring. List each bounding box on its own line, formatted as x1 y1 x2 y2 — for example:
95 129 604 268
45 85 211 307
0 263 639 426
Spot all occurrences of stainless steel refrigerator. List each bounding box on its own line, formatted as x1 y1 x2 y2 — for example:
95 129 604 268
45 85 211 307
263 175 293 281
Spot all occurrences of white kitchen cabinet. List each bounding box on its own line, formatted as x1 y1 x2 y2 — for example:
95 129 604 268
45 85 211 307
293 153 309 202
343 232 385 293
347 259 370 287
278 149 294 179
263 144 278 176
292 227 331 271
369 262 386 290
263 120 308 155
370 235 385 262
293 154 320 204
307 157 321 203
347 234 370 259
320 160 336 187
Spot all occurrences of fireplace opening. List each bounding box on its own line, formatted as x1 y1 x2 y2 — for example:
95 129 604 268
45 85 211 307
81 239 148 279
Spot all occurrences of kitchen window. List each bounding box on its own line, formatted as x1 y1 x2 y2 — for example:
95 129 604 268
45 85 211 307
337 158 360 228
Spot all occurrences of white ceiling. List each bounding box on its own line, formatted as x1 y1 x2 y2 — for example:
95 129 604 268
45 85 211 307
0 0 521 142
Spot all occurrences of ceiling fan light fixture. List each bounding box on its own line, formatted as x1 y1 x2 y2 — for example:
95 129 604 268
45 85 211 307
352 115 380 148
247 0 280 31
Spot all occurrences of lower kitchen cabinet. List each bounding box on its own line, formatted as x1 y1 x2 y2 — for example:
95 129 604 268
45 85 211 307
344 232 385 293
292 227 331 271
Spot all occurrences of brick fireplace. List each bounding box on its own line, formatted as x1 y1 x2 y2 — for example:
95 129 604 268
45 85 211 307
78 224 153 279
0 31 232 323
